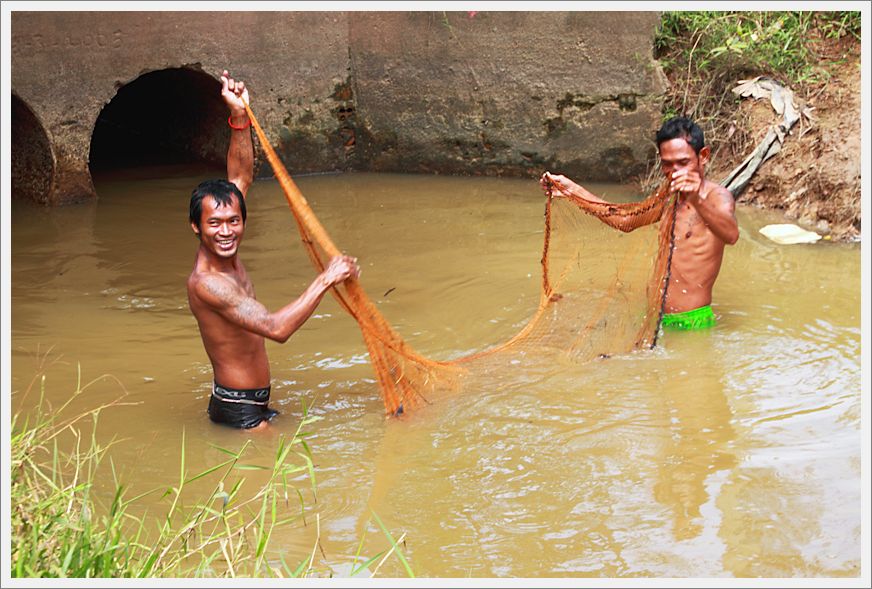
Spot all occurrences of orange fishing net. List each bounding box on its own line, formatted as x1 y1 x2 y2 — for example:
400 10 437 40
244 104 677 416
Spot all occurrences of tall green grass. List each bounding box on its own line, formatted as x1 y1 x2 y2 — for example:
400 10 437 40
655 11 860 87
643 10 861 187
10 366 413 578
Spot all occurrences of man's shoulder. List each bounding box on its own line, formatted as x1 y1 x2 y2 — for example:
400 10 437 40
703 180 732 198
703 181 735 207
188 269 242 307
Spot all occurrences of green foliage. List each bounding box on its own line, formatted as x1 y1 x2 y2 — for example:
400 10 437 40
644 10 860 182
655 11 860 84
10 368 413 578
817 10 862 40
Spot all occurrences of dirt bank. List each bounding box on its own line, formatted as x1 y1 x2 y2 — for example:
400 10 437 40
708 36 861 242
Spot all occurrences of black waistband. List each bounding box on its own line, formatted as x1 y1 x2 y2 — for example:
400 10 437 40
212 382 271 405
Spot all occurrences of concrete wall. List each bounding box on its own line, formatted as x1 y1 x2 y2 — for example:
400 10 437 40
10 11 667 205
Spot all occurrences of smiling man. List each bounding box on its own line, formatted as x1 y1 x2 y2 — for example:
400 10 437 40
540 116 739 330
187 70 359 429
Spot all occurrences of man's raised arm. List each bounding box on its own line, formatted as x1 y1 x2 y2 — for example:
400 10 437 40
221 70 254 197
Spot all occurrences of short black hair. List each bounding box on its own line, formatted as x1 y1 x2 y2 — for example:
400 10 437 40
656 116 705 154
189 179 246 230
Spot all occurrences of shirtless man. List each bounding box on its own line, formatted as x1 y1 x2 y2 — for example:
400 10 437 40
540 116 739 330
187 70 359 429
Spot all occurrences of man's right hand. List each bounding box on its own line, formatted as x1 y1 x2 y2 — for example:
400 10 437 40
321 255 361 288
221 69 250 116
540 171 614 207
540 172 574 198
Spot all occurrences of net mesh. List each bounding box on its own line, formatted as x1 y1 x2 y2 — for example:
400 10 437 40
245 104 677 415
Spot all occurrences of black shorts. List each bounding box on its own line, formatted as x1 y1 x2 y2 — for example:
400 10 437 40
208 381 279 429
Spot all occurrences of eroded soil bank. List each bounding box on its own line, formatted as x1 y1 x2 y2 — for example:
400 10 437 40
708 35 861 242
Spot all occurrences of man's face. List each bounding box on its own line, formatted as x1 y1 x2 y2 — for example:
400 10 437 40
658 137 710 180
191 195 245 259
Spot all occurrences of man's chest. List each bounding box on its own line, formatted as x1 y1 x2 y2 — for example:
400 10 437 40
231 267 256 298
675 202 709 241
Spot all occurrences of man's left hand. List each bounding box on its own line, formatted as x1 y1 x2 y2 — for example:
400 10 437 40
669 168 705 202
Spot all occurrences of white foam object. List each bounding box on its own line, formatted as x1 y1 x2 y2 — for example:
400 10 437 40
759 223 822 244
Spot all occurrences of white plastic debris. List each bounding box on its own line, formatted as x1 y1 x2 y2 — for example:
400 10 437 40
759 224 822 244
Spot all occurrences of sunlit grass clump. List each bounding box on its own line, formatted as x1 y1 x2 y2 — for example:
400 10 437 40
650 10 860 171
10 365 413 578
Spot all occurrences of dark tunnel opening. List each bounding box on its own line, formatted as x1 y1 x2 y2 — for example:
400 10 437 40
12 94 54 204
89 68 229 176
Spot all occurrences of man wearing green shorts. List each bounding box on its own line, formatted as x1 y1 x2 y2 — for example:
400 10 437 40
541 117 739 332
660 305 717 331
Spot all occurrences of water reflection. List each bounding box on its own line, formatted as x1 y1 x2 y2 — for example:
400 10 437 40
651 330 737 543
10 171 861 578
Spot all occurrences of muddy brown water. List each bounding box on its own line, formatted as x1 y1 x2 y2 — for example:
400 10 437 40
10 169 861 577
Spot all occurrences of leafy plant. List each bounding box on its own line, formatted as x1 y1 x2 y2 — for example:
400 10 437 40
644 10 860 187
10 365 414 578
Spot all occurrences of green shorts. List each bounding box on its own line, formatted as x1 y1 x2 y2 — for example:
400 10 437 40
661 305 716 331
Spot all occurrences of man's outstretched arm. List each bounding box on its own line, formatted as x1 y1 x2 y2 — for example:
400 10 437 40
540 172 663 232
221 70 254 198
193 255 360 343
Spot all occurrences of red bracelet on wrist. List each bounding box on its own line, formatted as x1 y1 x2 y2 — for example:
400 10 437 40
228 116 251 131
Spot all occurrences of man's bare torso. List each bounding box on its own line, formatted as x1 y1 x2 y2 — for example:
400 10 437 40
663 180 731 313
187 250 271 389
